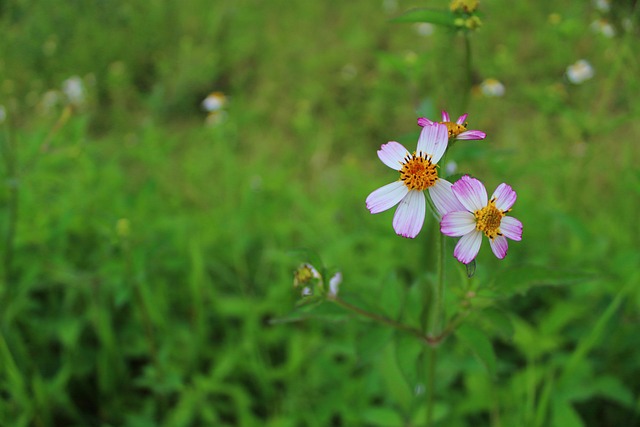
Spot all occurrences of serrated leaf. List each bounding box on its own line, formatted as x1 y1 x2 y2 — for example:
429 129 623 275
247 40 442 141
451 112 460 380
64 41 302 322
456 323 497 376
391 8 457 27
488 265 593 298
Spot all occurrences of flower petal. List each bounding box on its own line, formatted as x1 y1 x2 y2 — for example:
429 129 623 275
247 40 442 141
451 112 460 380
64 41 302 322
441 211 476 237
441 110 450 122
378 141 409 171
500 216 522 241
454 230 483 264
417 123 448 163
456 113 468 125
417 117 433 127
429 178 466 216
452 175 488 212
489 235 509 259
456 130 486 140
492 183 517 211
366 181 408 214
392 190 426 238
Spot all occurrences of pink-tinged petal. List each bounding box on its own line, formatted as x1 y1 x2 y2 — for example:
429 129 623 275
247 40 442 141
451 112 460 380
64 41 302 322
441 110 450 122
366 181 408 214
417 117 434 127
392 190 426 238
429 178 466 216
378 141 409 171
456 113 468 125
492 183 517 211
452 175 488 212
500 216 522 241
489 235 509 259
456 130 486 140
441 211 476 237
454 230 483 264
417 123 448 163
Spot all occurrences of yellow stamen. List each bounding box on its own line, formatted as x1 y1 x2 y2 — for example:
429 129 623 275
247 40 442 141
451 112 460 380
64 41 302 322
399 152 438 191
440 121 468 138
474 198 504 240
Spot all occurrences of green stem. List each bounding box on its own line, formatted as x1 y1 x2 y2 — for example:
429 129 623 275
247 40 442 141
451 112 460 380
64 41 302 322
426 231 446 426
1 125 18 286
461 32 473 112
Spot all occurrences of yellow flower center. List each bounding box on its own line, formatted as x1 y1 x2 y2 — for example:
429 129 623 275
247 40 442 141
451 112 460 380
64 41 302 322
450 0 479 13
440 121 468 138
399 152 438 191
474 199 504 240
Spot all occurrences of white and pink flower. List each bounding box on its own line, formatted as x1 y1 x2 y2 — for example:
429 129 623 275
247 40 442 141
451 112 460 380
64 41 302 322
440 175 522 264
366 123 466 238
418 110 486 141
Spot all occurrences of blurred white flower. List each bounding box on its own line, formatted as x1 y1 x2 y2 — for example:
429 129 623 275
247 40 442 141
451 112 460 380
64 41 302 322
480 78 506 97
593 0 611 13
328 272 342 299
201 91 227 112
445 161 458 176
62 76 85 106
415 23 435 37
591 19 616 38
40 90 61 114
566 60 594 84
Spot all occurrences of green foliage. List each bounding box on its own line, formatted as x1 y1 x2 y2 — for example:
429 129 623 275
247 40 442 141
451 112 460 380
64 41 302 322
1 0 639 426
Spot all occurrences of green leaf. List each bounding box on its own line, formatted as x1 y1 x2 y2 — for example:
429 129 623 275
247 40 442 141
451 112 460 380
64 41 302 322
486 265 593 298
391 8 457 27
552 400 585 427
393 332 425 392
356 324 394 364
479 308 514 340
456 323 497 377
361 407 405 427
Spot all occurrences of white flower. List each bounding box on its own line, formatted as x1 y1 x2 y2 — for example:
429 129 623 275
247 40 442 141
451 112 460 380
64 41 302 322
202 92 227 112
366 122 466 238
591 19 616 38
415 23 435 37
566 60 594 84
480 78 506 97
593 0 611 13
62 76 85 106
328 272 342 299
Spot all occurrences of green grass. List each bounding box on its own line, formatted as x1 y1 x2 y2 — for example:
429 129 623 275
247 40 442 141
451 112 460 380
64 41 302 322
1 0 639 426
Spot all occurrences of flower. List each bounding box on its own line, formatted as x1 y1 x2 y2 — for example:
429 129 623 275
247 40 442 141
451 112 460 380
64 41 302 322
593 0 611 13
566 59 594 84
366 122 466 238
440 175 522 264
450 0 479 13
62 76 85 106
201 91 227 112
418 111 486 141
480 78 506 97
591 19 616 38
328 272 342 299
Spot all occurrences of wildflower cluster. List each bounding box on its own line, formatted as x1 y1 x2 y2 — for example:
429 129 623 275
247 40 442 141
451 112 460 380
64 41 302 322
366 111 522 264
292 263 341 303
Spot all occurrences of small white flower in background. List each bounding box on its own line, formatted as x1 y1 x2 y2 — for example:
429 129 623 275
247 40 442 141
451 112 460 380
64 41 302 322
445 161 458 176
566 59 595 84
415 23 435 37
480 78 506 97
591 19 616 38
328 272 342 299
301 287 312 297
202 91 228 125
593 0 611 13
201 91 227 112
62 76 85 106
0 105 6 124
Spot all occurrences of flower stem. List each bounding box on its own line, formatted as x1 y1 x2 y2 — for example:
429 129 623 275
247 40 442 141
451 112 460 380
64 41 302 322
426 231 446 426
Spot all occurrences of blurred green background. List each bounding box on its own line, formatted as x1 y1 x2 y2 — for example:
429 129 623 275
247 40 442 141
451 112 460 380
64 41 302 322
1 0 639 426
